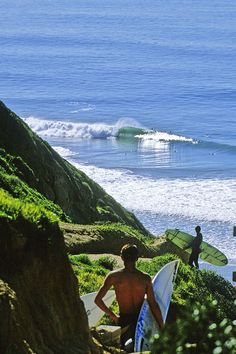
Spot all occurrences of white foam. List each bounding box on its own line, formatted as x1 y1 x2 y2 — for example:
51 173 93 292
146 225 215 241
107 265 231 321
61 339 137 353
69 161 236 225
23 116 194 143
53 146 76 157
136 131 196 143
23 116 116 139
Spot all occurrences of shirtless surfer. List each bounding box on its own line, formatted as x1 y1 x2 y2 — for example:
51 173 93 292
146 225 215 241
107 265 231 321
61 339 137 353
94 244 164 351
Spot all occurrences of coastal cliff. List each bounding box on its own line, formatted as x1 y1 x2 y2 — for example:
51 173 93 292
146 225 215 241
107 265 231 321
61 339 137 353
0 101 139 353
0 100 148 236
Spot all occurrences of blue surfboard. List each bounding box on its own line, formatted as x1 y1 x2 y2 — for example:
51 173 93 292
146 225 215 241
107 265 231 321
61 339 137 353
134 260 179 352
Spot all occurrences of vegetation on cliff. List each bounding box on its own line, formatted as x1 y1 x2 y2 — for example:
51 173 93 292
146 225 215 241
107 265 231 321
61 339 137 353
0 148 70 222
61 221 158 257
0 100 150 235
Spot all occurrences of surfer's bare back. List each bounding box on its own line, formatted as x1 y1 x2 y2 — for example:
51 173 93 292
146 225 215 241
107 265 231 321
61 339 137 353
95 244 163 350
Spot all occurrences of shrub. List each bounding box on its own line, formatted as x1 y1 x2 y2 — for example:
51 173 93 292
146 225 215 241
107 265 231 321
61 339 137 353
0 169 70 222
78 271 105 294
137 253 178 276
95 222 152 243
69 254 109 295
96 256 118 270
195 270 236 320
0 149 71 222
137 254 236 322
150 300 236 354
70 254 92 266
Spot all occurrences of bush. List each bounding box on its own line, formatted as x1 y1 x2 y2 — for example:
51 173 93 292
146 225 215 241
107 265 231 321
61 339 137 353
78 271 105 294
96 256 118 270
70 254 92 266
195 270 236 321
69 254 109 295
137 253 178 276
150 300 236 354
137 254 236 322
0 170 70 222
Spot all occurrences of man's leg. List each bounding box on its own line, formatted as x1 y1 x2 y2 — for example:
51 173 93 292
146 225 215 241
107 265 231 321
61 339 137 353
119 313 138 352
194 254 199 269
188 252 194 267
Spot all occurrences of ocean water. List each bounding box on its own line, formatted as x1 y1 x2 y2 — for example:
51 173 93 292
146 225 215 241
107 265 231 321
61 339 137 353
0 1 236 270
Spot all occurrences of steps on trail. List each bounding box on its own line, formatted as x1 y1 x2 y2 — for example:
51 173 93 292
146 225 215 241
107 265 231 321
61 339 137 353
96 325 121 345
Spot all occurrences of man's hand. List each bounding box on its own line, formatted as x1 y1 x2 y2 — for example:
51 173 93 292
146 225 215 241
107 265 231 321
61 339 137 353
110 313 120 324
95 274 119 324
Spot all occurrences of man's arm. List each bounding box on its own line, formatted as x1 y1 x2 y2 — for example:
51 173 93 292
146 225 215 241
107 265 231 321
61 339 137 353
183 239 194 251
146 277 164 330
94 274 119 324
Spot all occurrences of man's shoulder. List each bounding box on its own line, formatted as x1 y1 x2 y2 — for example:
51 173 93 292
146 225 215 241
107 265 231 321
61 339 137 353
137 269 152 281
107 268 124 277
108 268 150 277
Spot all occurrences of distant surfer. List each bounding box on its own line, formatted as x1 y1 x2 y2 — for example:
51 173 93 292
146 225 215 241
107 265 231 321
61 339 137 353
185 226 203 269
95 244 164 352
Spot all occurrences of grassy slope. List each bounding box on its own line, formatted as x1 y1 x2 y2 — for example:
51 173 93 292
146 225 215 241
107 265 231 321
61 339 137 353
61 221 157 256
0 148 70 222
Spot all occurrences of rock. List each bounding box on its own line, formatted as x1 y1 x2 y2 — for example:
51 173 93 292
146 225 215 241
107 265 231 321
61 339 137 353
96 326 121 346
0 218 100 353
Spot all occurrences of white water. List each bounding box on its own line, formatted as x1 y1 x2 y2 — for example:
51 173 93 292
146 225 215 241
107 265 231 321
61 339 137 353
70 161 235 224
136 131 195 143
23 116 196 143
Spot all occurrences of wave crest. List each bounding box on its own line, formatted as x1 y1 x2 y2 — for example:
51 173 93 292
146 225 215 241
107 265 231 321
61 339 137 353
23 116 195 143
23 116 116 139
135 131 196 143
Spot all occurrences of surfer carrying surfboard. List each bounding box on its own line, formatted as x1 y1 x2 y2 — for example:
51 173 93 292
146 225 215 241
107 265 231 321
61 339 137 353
185 225 203 269
95 244 164 352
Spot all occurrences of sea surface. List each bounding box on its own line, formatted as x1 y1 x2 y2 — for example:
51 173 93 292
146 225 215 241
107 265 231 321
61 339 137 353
0 1 235 277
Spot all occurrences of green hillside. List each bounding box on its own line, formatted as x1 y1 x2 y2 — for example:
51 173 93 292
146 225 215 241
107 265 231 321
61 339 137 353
0 100 150 235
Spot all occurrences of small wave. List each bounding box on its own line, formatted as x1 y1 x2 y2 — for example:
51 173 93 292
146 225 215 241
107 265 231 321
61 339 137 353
53 146 76 157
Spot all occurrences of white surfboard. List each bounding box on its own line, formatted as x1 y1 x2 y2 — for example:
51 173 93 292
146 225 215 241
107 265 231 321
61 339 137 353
134 260 179 352
81 290 116 327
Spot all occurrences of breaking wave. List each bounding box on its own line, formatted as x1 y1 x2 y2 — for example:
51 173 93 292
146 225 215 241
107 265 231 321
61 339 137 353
23 116 195 143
